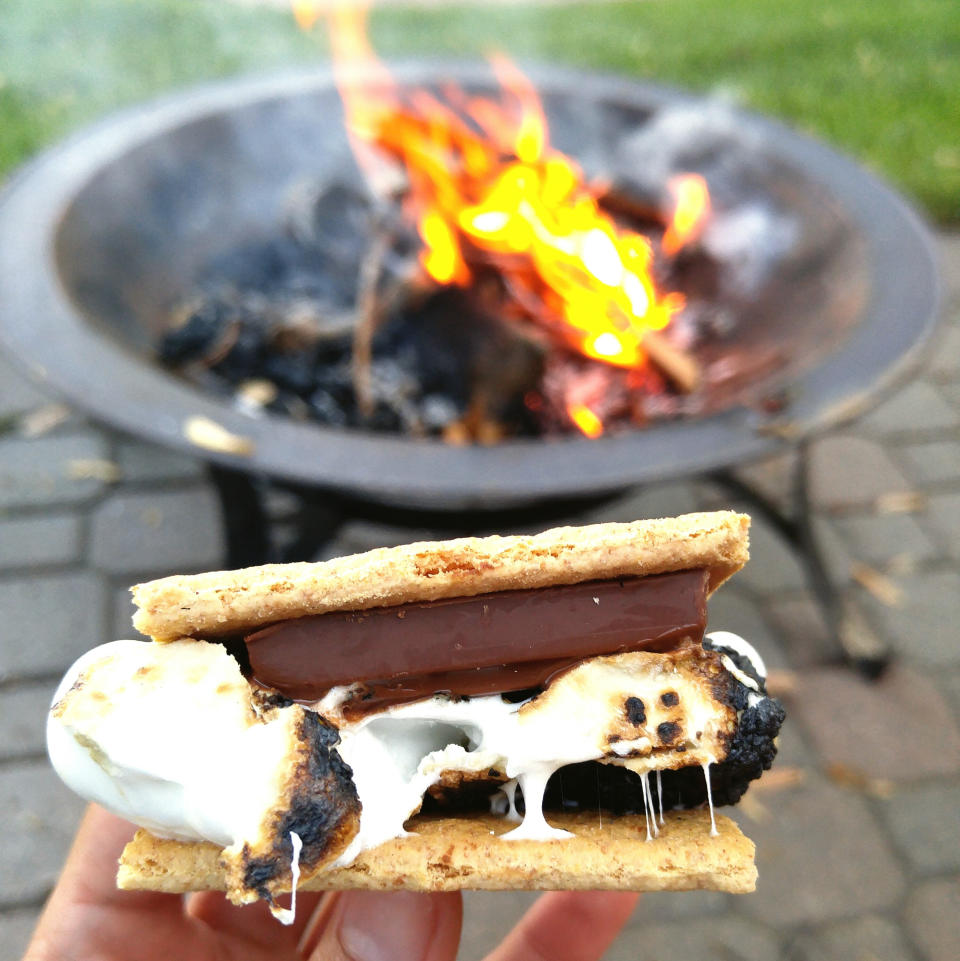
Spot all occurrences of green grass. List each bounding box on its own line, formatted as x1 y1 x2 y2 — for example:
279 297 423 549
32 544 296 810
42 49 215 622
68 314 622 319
1 0 958 221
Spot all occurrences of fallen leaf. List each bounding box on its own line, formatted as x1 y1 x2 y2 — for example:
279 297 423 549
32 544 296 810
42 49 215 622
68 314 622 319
183 416 254 456
67 458 122 483
19 402 72 437
751 767 806 792
141 507 163 529
737 792 772 823
755 420 802 441
765 669 798 697
874 491 926 514
850 562 903 607
237 379 278 409
826 762 895 798
886 553 918 577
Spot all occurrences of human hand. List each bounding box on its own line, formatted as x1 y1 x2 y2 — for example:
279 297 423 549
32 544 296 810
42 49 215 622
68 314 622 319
25 804 639 961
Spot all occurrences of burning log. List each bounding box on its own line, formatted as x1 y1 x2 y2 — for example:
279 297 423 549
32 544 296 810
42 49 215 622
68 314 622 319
643 330 702 394
352 227 393 418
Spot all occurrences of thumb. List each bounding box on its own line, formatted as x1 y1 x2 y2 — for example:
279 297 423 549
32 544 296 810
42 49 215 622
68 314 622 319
302 890 462 961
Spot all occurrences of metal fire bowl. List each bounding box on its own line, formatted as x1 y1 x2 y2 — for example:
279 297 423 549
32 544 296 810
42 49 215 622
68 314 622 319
0 66 940 510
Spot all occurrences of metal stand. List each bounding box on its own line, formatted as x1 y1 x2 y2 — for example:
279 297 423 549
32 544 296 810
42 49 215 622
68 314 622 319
208 466 271 569
710 440 890 678
209 441 890 677
209 470 628 566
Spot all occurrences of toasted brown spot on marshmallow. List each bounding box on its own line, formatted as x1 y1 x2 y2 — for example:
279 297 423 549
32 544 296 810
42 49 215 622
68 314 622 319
660 691 679 707
623 697 646 726
657 720 682 745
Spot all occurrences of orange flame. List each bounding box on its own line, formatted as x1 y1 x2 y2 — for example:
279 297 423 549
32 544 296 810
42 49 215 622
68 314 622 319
320 6 708 438
662 174 711 256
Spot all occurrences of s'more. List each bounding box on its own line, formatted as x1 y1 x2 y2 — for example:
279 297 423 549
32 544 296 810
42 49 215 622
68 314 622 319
47 510 784 921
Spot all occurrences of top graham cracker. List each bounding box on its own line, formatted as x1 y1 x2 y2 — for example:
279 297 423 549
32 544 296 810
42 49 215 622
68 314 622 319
131 510 750 642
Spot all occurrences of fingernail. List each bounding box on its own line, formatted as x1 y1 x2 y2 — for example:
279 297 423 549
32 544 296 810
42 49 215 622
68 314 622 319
337 891 438 961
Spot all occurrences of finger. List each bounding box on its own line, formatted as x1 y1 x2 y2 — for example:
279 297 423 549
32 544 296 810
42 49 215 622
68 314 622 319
298 891 343 956
186 889 328 948
484 891 639 961
25 805 185 960
45 804 181 917
304 890 462 961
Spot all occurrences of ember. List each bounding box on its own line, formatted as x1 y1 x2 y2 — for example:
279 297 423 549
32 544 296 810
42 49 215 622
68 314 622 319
158 7 729 441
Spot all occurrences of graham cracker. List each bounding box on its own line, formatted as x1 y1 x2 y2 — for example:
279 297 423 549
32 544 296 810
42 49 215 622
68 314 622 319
118 809 756 895
132 511 749 641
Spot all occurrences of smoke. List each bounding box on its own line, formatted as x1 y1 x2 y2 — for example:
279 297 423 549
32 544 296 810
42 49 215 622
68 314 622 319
613 97 800 296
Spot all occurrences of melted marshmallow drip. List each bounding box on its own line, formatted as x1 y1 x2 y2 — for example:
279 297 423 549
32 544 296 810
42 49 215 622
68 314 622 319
269 831 303 926
702 760 718 836
596 765 603 831
649 772 659 836
656 770 665 825
489 779 522 821
639 773 649 840
641 772 659 841
501 765 574 841
503 779 522 823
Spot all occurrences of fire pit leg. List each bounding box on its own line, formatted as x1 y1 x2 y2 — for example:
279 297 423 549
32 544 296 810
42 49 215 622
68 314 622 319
208 466 272 568
208 470 350 565
711 442 891 679
274 485 348 563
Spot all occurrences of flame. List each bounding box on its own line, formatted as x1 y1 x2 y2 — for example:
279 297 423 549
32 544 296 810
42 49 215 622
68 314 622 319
291 0 324 32
567 403 604 439
662 174 711 256
318 5 708 438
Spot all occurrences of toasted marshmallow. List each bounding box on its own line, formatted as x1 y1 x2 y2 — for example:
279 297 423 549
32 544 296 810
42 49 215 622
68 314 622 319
47 633 769 888
47 639 359 909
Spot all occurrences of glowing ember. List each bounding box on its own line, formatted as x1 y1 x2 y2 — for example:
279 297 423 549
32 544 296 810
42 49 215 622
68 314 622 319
314 4 709 438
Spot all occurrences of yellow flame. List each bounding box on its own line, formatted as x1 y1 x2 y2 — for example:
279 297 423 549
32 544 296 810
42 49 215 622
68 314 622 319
420 209 470 285
291 0 324 32
568 403 604 438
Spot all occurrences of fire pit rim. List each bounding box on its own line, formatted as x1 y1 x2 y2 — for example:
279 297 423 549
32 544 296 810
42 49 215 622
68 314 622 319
0 65 940 509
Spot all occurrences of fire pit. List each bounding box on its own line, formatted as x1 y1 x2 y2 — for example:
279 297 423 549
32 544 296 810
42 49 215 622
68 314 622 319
0 65 937 494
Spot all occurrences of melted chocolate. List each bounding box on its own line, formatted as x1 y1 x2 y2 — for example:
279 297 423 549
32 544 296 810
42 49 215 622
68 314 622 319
246 569 708 707
336 657 584 720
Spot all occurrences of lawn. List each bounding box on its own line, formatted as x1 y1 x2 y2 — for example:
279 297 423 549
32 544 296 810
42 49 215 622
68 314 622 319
1 0 957 222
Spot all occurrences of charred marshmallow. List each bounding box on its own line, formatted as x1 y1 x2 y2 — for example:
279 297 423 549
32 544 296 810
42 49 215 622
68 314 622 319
47 640 358 915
